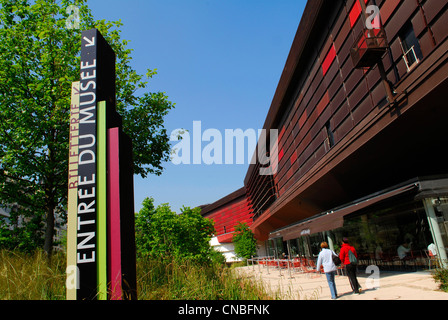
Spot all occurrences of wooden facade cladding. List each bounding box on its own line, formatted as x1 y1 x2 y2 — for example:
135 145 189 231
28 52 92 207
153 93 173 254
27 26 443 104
201 188 254 243
245 0 448 228
201 0 448 242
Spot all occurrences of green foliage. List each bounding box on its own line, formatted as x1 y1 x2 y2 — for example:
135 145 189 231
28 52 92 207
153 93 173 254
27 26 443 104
433 268 448 293
135 198 216 264
232 222 257 259
0 0 175 253
0 213 44 253
209 247 227 266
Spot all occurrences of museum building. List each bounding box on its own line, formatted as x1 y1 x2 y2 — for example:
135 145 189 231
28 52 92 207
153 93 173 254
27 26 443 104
202 0 448 268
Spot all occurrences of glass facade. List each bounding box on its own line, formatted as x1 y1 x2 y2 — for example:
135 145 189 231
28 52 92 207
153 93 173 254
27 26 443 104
268 195 448 270
429 197 448 250
423 197 448 268
266 237 287 259
336 198 431 261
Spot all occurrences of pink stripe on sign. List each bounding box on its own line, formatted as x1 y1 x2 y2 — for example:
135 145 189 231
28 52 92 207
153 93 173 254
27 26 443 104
108 128 122 300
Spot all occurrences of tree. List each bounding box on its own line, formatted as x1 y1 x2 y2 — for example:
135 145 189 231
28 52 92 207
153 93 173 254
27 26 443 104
0 0 175 256
135 198 215 264
0 207 44 253
232 222 257 260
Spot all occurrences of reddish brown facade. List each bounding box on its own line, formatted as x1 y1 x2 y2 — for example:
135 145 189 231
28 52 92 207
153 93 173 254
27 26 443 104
203 0 448 253
244 0 448 241
201 188 253 243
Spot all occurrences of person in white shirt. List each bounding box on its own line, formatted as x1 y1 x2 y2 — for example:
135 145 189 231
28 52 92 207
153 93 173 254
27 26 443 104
397 241 411 259
428 243 437 257
375 243 383 260
316 242 338 300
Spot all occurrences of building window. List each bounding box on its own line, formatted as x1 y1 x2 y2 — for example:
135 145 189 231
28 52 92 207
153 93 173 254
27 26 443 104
399 23 423 72
325 122 335 149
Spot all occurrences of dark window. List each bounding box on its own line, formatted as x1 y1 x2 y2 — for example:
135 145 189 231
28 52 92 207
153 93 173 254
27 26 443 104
399 23 423 71
325 122 335 149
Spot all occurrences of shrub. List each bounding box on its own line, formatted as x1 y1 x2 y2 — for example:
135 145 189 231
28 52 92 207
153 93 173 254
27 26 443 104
232 222 257 259
433 268 448 293
135 198 215 264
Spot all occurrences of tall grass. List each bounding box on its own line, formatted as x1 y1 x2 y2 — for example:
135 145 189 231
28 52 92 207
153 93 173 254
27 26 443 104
0 250 66 300
0 250 272 300
137 258 272 300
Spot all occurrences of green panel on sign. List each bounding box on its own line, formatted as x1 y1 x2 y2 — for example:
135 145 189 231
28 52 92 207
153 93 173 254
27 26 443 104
97 101 108 300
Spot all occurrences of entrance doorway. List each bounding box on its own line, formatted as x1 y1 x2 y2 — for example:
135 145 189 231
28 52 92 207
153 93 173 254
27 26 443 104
423 197 448 268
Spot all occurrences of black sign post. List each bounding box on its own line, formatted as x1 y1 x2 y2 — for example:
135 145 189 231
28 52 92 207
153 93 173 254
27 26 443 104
77 29 115 300
69 28 136 300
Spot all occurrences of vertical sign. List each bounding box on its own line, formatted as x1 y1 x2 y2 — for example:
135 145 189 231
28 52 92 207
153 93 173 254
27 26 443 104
77 31 99 300
68 28 137 300
66 82 80 300
76 28 116 300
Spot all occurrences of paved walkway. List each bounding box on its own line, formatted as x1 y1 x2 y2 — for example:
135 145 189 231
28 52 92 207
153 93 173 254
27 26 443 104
235 265 448 300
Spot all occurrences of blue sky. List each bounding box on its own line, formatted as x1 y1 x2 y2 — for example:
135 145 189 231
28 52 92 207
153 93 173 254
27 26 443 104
87 0 306 212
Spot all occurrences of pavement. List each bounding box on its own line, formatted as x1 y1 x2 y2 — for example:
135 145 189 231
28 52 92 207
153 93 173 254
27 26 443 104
234 265 448 300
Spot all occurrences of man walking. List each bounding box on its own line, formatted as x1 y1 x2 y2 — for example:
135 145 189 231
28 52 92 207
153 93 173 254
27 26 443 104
339 238 362 295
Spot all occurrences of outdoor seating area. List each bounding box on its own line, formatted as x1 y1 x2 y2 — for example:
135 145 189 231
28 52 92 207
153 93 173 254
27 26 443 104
251 257 323 278
248 251 439 279
356 249 447 272
248 257 344 279
234 264 448 300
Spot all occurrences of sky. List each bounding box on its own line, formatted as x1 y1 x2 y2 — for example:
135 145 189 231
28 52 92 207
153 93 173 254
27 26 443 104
87 0 306 213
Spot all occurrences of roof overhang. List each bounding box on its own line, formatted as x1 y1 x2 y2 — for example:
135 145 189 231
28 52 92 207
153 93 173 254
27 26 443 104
269 176 448 240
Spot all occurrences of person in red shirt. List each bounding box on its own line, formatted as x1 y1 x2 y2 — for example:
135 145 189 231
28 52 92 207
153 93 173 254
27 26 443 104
339 237 362 294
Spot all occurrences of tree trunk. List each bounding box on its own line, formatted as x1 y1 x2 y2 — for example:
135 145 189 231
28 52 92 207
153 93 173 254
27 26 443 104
44 202 55 262
44 138 56 262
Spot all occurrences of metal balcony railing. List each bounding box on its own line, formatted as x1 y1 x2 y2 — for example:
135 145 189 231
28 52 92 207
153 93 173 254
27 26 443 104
351 28 388 69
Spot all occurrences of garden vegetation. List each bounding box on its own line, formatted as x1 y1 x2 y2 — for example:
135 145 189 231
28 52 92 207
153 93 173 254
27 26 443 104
0 198 271 300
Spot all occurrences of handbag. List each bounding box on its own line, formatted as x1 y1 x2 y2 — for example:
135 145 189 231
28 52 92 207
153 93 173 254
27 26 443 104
348 249 358 265
332 252 341 266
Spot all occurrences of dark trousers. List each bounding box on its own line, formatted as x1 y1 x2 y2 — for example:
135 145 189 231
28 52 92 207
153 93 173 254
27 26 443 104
345 264 361 293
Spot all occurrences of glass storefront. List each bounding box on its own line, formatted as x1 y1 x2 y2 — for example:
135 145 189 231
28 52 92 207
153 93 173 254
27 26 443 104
269 195 448 270
429 197 448 249
423 197 448 268
266 237 288 259
286 234 326 258
336 198 432 262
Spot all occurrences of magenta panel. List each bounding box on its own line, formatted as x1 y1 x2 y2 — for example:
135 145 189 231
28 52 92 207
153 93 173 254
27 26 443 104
107 128 122 300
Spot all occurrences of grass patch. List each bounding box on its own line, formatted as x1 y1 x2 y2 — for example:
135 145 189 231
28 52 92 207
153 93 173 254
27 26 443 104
0 250 271 300
0 250 66 300
137 258 271 300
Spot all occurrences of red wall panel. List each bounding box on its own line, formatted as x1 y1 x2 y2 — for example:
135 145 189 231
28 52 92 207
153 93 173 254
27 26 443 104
349 0 369 27
204 194 254 243
322 45 337 76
